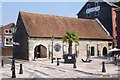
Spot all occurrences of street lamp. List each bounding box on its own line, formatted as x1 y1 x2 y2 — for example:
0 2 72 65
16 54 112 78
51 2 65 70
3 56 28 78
10 24 17 58
51 36 54 63
10 24 17 78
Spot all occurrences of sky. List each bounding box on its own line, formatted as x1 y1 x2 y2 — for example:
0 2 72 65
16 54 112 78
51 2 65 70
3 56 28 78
1 2 86 26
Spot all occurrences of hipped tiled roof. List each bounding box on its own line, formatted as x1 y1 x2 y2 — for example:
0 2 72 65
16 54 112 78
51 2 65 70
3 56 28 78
19 11 112 40
3 23 14 29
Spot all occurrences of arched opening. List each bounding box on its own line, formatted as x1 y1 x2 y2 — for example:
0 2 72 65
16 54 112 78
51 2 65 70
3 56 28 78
102 47 107 57
34 44 47 59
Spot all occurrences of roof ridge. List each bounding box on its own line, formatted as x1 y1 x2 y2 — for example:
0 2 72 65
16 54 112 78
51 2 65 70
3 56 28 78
3 23 14 28
104 0 118 7
17 11 112 40
19 11 95 21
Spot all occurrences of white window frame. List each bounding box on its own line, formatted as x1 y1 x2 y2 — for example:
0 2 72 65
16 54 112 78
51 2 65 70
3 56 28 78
4 36 13 46
4 29 12 34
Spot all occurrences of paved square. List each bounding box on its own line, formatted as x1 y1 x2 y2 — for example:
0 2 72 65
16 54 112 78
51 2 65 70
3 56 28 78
1 57 119 79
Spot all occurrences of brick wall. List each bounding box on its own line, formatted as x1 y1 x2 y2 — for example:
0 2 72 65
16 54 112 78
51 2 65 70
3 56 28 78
115 10 120 48
2 47 13 56
112 8 117 48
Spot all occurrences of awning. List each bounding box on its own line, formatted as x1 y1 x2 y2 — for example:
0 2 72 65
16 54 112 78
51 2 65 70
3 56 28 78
109 48 120 53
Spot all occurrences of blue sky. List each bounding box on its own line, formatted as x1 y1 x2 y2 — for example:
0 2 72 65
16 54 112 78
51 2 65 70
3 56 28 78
2 2 86 25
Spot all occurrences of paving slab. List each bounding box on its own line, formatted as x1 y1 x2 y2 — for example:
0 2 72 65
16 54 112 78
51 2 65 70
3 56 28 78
1 56 119 78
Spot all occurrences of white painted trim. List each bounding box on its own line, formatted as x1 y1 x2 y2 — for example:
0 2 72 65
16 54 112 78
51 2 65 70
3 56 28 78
4 36 13 46
4 29 12 34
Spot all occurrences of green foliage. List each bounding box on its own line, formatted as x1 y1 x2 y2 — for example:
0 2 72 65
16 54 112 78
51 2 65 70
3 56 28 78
8 46 13 49
63 31 79 43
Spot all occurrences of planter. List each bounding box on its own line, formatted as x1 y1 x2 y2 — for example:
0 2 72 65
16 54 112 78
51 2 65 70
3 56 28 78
63 54 76 63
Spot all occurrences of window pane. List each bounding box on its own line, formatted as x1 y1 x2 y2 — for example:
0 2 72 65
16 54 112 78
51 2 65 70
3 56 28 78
9 30 12 33
5 30 8 33
10 38 13 42
6 38 9 42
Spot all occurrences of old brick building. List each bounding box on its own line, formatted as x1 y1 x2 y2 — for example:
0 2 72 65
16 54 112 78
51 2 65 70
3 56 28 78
2 23 14 56
77 0 120 48
14 11 112 61
114 8 120 48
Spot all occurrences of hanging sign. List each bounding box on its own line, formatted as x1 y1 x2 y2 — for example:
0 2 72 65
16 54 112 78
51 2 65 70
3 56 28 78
86 6 100 13
13 42 19 46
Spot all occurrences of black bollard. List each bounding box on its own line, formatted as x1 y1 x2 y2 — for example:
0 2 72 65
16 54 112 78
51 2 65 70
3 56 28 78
57 58 60 66
73 59 77 68
11 59 15 70
2 59 4 67
11 59 16 78
114 56 117 65
51 58 53 63
19 64 23 74
102 61 106 72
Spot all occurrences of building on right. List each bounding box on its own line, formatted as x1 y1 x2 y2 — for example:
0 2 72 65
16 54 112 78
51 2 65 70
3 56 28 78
77 0 120 48
114 8 120 48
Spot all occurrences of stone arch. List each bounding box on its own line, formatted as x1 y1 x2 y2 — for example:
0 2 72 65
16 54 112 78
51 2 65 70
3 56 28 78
102 47 107 57
34 44 47 59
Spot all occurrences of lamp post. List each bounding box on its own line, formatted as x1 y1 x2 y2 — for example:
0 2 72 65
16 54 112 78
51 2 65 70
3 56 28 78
10 24 16 58
51 36 54 63
11 58 16 78
10 24 17 78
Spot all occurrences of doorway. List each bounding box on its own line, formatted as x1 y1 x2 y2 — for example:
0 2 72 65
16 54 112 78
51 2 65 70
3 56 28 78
102 47 107 57
91 47 95 56
34 44 47 59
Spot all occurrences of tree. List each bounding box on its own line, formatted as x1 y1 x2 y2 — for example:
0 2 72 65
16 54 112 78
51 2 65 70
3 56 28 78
63 31 79 54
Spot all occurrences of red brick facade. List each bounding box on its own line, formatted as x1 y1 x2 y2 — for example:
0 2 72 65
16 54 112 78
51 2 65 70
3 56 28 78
112 8 117 48
1 23 14 56
115 9 120 48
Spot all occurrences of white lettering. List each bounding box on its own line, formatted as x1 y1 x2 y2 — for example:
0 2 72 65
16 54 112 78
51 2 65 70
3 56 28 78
86 6 100 13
